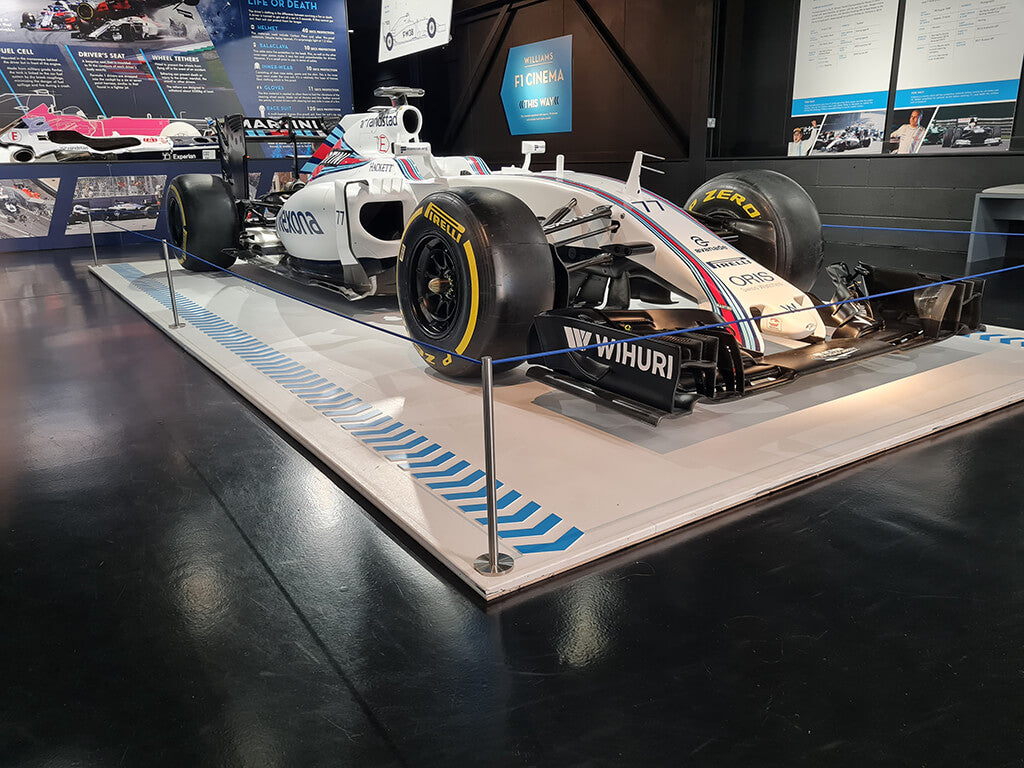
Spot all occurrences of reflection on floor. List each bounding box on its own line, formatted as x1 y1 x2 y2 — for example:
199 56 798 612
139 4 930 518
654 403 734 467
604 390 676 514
3 244 1024 766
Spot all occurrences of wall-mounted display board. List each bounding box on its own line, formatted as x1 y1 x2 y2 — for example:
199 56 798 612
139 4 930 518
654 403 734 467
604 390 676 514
787 0 1023 158
0 157 292 252
0 0 351 249
889 0 1024 155
788 0 901 157
0 0 352 136
378 0 452 62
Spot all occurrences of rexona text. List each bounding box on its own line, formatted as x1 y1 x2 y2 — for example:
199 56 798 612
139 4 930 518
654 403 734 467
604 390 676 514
278 210 324 235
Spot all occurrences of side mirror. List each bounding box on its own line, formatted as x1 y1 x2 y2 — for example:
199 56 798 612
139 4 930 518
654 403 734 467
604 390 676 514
520 140 546 171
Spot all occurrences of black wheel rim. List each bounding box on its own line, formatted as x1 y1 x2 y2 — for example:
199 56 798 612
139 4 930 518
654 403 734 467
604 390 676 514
408 234 463 339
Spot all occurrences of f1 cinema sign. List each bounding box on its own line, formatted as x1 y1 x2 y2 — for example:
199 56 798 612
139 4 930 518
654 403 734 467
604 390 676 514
500 35 572 135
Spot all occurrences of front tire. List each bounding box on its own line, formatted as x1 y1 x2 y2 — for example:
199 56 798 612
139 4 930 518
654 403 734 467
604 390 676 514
685 169 823 292
397 187 555 378
165 174 238 271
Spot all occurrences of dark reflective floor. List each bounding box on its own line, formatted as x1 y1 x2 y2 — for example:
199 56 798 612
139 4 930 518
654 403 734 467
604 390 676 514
3 245 1024 767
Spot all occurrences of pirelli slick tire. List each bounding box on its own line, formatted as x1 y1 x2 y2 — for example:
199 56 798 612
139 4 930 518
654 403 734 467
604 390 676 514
685 169 823 292
398 187 555 378
165 174 238 272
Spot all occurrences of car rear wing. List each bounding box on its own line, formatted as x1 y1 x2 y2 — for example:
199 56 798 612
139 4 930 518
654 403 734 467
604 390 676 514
215 115 336 198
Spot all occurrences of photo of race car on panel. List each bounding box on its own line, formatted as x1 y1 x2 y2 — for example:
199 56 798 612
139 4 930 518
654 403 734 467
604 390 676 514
13 0 206 46
0 178 59 238
787 110 887 156
892 102 1015 155
64 174 165 235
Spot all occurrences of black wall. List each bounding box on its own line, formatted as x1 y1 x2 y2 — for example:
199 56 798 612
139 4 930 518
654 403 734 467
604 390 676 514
347 0 1024 269
348 0 714 193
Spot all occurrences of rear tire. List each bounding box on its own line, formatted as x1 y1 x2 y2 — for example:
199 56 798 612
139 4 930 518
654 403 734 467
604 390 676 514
685 169 822 292
165 174 238 271
397 187 555 377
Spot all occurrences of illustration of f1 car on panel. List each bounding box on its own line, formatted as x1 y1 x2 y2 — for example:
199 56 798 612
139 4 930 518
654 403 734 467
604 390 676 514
382 11 443 51
164 87 984 424
0 100 215 163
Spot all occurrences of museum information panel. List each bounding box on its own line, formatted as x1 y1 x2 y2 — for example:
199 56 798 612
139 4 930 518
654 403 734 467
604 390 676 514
0 0 352 245
890 0 1023 154
0 1 352 126
788 0 900 156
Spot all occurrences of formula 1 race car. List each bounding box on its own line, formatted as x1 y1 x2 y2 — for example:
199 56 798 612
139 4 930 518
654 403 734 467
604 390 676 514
18 103 203 139
165 87 983 424
21 2 78 30
0 188 24 220
73 0 199 39
0 105 212 162
823 131 872 152
950 122 1002 148
69 199 159 224
80 14 160 41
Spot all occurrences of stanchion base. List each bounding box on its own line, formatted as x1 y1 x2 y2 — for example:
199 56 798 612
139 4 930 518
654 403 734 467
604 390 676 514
474 552 514 576
168 323 186 330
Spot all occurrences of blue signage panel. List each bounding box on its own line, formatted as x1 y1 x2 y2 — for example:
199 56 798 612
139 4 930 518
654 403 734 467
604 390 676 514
791 89 889 118
894 79 1022 110
500 35 572 136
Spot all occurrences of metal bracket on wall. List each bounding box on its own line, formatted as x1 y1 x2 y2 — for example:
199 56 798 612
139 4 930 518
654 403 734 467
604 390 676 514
571 0 689 155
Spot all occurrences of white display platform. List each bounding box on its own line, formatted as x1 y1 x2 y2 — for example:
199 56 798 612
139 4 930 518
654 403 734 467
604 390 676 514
92 260 1024 599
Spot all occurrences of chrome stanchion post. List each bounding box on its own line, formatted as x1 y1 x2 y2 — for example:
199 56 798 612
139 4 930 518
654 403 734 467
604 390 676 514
162 240 186 330
87 205 98 265
474 355 513 576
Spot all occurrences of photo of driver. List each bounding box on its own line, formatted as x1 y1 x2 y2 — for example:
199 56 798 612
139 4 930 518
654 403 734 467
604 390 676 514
786 114 824 157
889 108 929 154
788 127 811 156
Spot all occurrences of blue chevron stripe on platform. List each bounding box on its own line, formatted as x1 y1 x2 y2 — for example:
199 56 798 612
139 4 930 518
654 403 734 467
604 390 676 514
970 331 1024 347
109 263 583 555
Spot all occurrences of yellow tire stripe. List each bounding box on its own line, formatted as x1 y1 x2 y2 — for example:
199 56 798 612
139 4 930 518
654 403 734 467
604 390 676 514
168 184 188 264
454 239 479 355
